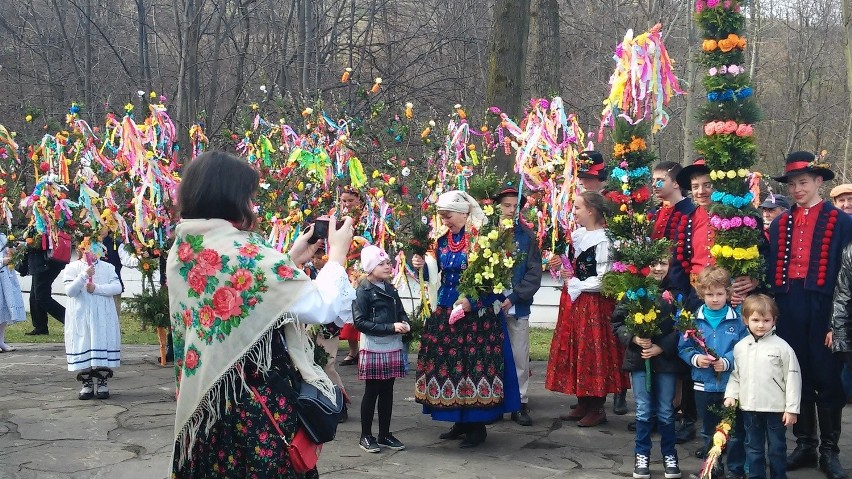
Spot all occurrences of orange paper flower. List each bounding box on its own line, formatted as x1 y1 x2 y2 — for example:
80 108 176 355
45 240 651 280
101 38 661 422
702 39 718 51
613 143 627 158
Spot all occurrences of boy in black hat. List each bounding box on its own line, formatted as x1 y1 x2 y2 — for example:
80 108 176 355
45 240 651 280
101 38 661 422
493 183 542 426
766 151 852 479
577 150 607 193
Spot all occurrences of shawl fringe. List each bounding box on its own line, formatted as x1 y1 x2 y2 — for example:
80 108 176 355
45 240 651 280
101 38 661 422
173 312 338 470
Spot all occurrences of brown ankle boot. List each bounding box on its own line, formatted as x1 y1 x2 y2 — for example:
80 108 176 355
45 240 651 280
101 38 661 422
560 397 588 420
578 397 608 427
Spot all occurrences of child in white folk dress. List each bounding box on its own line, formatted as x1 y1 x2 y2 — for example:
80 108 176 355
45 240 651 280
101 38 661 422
0 233 26 352
64 244 122 400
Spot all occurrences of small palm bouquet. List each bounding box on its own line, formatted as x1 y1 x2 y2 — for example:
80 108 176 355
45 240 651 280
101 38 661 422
699 403 737 479
612 278 664 392
674 295 722 383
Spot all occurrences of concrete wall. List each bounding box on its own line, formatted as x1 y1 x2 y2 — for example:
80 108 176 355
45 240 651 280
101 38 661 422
18 267 563 329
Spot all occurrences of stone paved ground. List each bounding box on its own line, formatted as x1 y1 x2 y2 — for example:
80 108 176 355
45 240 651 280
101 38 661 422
1 344 849 478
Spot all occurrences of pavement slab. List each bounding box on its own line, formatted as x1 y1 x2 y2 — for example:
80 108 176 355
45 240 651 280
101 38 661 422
1 343 850 478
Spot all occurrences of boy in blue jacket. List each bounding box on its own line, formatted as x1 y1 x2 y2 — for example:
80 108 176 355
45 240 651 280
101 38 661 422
678 266 748 479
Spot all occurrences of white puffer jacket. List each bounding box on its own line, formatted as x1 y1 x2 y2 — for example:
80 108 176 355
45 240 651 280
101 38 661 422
725 330 802 414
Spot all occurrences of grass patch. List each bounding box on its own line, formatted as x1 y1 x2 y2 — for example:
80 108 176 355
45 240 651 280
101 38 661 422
5 313 160 345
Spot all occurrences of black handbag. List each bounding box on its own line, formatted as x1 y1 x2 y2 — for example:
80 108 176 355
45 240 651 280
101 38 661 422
296 381 344 444
266 366 344 444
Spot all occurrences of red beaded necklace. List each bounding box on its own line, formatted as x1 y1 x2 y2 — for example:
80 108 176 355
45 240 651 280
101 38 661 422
446 230 470 253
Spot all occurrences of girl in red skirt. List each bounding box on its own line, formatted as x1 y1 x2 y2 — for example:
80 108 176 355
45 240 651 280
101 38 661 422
545 190 629 427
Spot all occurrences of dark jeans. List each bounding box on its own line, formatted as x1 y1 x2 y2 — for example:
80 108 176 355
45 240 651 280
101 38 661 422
742 411 786 479
695 390 745 475
30 262 65 331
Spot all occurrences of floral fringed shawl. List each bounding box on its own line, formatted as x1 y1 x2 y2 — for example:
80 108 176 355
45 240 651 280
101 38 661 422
167 219 337 469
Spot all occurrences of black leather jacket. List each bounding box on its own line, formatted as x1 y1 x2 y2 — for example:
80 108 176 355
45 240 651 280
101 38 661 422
353 279 409 336
830 242 852 356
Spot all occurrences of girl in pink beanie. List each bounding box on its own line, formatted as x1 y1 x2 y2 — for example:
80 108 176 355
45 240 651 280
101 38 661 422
353 245 410 453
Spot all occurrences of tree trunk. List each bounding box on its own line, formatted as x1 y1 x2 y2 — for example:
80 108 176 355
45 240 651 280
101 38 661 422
682 6 699 164
136 0 151 92
174 0 202 157
526 0 560 98
485 0 531 176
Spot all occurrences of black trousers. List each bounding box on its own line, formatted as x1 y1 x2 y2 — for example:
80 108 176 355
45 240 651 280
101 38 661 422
30 262 66 331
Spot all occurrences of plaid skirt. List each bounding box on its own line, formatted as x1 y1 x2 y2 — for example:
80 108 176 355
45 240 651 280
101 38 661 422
358 349 407 380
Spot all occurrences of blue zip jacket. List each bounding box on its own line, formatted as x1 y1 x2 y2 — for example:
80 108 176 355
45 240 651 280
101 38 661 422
504 224 542 318
677 305 748 393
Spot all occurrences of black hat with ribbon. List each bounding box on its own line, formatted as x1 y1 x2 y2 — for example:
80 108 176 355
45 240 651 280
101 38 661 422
577 150 607 180
771 151 835 183
491 181 528 208
675 158 711 191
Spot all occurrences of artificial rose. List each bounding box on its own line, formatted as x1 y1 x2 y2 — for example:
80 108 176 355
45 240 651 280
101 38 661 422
704 123 716 136
199 305 216 328
702 39 718 51
731 216 743 227
187 266 208 295
714 121 726 134
733 248 747 260
723 121 739 134
196 249 222 276
662 290 674 303
230 268 254 291
707 0 719 7
728 64 740 75
718 38 734 52
178 242 195 262
720 65 728 74
736 124 753 136
213 287 244 319
708 67 718 76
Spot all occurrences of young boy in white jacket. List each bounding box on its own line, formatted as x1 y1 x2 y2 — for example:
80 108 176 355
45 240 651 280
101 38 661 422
725 294 802 479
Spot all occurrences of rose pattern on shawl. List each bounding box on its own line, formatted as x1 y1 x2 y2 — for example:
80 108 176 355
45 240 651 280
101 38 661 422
184 345 201 375
172 234 299 384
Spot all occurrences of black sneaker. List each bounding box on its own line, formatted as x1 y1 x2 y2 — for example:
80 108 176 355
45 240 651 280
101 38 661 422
633 453 651 479
377 434 406 451
359 435 380 453
25 329 49 336
664 454 682 478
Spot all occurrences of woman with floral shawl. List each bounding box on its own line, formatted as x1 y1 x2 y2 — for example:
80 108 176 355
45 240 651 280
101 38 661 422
168 151 356 478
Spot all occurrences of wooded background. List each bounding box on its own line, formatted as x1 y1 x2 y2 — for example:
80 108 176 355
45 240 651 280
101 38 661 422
1 0 850 183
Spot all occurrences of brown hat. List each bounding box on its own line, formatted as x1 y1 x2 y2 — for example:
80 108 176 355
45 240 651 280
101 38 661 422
830 184 852 200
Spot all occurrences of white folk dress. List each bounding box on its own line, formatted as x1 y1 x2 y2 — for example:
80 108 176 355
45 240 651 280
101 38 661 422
0 234 26 325
64 259 123 371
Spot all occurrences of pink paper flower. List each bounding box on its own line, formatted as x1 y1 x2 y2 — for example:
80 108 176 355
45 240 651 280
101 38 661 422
662 290 674 304
728 64 740 75
709 67 718 76
707 0 719 7
720 65 728 74
731 216 743 227
704 123 716 136
723 120 739 134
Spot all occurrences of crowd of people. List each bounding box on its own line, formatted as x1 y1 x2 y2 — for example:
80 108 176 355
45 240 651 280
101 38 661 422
3 149 852 479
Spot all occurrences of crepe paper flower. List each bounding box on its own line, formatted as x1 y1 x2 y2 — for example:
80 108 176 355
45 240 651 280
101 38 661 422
706 0 719 7
702 39 718 51
723 120 738 134
370 77 382 94
709 67 718 76
720 65 728 75
341 67 352 83
728 65 740 75
735 124 754 136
